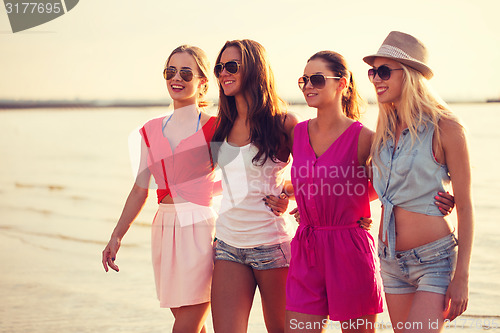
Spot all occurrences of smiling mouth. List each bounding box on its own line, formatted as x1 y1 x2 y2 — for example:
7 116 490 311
223 80 235 85
376 87 388 95
171 84 184 90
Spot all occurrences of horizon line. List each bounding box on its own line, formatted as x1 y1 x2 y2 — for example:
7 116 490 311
0 98 499 109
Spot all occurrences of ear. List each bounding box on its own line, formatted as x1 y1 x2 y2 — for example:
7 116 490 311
338 77 349 91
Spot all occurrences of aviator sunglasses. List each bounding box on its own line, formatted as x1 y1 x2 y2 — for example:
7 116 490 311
214 60 240 78
298 74 340 90
368 65 403 81
163 66 202 82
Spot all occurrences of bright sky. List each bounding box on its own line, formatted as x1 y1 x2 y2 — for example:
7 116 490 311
1 0 499 102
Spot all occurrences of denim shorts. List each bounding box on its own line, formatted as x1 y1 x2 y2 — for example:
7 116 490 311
378 233 458 295
214 239 291 270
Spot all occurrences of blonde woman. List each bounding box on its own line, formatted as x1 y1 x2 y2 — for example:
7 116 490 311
364 31 474 333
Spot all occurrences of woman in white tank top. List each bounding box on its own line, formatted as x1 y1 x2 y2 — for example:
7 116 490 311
210 39 299 333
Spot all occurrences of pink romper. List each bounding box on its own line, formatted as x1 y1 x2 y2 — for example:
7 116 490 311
286 120 383 321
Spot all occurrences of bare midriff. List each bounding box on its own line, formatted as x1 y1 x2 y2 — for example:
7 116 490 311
160 194 188 204
379 206 454 251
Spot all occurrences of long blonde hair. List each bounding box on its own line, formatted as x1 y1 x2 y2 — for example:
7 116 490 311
371 64 459 166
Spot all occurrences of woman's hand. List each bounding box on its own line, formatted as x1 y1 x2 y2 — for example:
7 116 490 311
444 275 469 321
263 193 289 216
357 217 373 231
289 207 300 224
102 237 121 272
435 191 455 215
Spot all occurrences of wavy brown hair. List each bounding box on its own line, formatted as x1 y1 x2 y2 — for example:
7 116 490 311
211 39 288 165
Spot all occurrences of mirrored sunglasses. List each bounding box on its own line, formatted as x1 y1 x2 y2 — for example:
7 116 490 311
163 67 202 82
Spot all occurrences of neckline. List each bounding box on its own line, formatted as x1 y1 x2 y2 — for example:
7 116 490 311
306 120 358 159
224 139 251 149
162 111 201 134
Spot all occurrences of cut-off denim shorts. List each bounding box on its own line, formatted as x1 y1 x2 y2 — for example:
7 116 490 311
378 233 458 295
214 239 291 270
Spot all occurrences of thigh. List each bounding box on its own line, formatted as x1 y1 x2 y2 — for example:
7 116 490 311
171 302 210 333
254 267 288 333
385 293 415 333
404 291 446 333
285 310 328 333
211 259 256 333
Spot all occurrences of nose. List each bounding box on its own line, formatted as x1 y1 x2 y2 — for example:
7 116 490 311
172 71 183 80
304 78 314 90
219 66 231 77
371 72 383 83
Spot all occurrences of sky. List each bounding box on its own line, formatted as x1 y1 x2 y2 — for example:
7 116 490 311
1 0 499 103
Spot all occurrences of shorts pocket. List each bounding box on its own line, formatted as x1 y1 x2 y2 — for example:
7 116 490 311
415 249 452 264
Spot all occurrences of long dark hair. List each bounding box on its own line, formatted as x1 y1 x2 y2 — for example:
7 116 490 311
308 51 364 120
212 39 288 165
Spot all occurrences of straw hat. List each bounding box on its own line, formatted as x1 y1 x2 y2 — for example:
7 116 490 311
363 31 433 79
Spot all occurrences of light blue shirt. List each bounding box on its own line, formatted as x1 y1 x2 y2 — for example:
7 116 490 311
373 120 450 258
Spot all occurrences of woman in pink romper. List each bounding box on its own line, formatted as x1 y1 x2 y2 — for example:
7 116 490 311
285 51 383 332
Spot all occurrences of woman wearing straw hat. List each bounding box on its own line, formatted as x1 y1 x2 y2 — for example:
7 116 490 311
364 31 474 332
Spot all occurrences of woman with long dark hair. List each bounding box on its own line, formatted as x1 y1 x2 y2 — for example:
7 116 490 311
210 39 298 333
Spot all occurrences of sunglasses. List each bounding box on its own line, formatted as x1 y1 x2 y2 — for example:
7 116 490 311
214 60 240 78
163 66 202 82
368 65 403 81
298 74 340 90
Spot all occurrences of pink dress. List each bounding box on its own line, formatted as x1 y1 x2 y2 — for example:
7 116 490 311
286 120 383 321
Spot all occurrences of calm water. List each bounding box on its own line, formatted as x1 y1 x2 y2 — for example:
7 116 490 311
0 103 498 332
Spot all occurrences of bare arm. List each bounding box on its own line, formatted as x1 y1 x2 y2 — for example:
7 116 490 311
284 112 300 154
263 112 300 215
102 139 151 272
440 118 474 321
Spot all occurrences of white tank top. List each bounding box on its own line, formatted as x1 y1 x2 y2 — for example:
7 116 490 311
215 141 294 248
